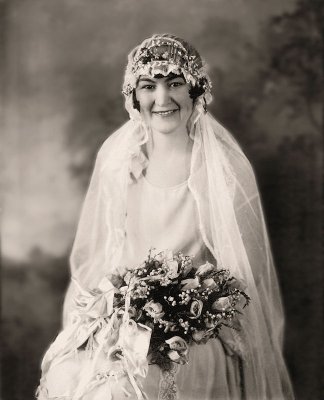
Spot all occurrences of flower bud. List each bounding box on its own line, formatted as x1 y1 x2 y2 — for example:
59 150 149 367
212 297 232 311
181 277 200 290
196 262 215 276
201 278 217 289
189 299 203 319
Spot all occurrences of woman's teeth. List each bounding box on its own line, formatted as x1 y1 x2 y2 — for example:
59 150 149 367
154 110 177 116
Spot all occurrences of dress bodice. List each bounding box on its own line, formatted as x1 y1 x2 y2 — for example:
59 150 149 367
120 173 213 270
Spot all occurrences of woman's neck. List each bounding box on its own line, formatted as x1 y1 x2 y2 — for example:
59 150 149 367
147 128 192 157
143 127 193 187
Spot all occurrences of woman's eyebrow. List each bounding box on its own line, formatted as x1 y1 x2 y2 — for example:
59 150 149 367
138 75 184 84
166 74 184 81
138 77 155 83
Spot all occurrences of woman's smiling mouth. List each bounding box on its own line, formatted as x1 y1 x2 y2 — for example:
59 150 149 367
152 109 178 116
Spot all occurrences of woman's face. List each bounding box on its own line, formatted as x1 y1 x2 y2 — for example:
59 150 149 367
135 74 193 135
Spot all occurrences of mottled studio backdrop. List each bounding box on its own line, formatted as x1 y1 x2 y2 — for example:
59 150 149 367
2 0 323 399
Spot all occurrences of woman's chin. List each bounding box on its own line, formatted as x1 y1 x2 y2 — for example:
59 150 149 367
151 121 186 135
153 126 179 135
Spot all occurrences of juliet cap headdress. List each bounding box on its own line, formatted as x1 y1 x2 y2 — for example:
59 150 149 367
122 33 212 118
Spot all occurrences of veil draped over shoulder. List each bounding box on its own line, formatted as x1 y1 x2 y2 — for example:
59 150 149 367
62 108 294 399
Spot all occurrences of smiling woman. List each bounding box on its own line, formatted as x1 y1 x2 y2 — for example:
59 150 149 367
135 74 193 136
37 34 294 400
135 73 195 188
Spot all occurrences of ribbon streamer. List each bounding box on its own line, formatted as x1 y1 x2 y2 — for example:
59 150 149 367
37 277 152 400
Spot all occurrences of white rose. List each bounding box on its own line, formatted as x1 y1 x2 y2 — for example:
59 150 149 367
165 336 189 364
212 297 232 311
143 300 165 319
165 336 188 352
189 299 203 319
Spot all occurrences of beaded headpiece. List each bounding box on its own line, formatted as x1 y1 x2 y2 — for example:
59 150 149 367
122 34 212 106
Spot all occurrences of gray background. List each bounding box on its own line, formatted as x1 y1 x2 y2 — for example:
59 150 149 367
2 0 323 399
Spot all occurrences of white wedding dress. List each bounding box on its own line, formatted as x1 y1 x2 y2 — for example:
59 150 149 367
119 173 243 400
38 114 294 400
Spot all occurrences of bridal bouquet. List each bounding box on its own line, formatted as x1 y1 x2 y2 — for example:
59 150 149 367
37 251 250 400
112 250 250 367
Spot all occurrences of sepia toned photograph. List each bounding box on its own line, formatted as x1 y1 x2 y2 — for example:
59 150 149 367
2 1 322 399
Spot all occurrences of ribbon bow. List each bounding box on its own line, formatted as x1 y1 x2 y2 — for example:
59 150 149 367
37 276 152 400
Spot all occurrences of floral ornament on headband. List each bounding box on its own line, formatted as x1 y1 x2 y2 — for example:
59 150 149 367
122 34 212 119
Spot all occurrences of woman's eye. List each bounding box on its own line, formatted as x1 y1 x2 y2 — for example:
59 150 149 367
142 84 155 90
169 81 184 88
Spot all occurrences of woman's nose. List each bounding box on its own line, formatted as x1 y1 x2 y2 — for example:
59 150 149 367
155 85 171 106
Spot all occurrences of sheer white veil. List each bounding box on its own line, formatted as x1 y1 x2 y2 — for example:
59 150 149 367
189 111 294 398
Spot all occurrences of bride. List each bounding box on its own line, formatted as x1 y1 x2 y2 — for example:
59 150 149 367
37 34 294 400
